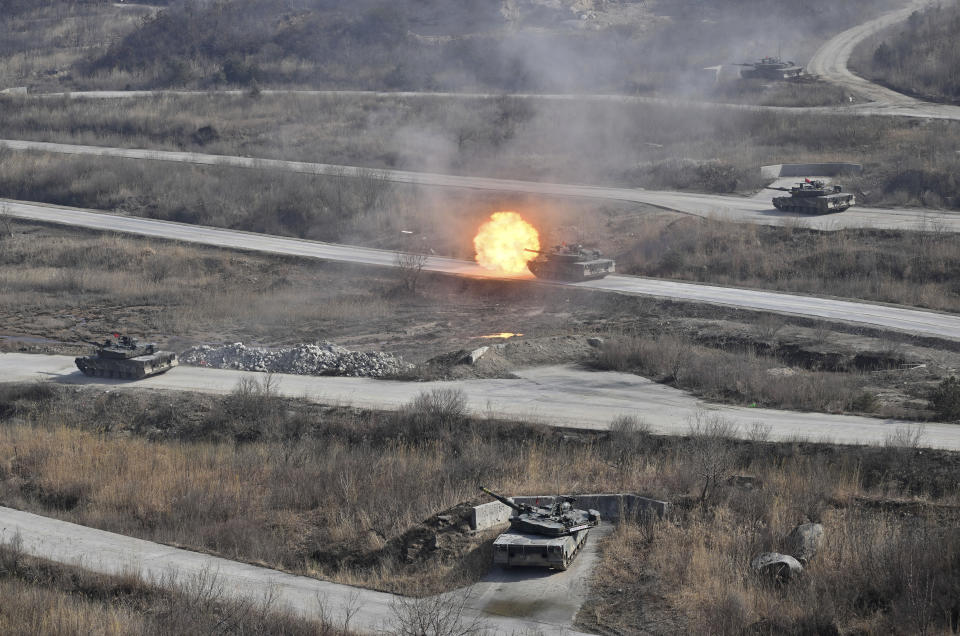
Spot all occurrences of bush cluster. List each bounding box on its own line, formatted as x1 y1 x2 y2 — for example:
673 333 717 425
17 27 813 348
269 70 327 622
860 5 960 102
930 376 960 421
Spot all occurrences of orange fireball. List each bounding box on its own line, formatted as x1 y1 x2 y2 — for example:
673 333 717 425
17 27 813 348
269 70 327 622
473 211 540 274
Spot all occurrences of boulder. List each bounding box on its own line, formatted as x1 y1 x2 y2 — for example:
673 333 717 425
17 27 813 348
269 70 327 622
751 552 803 582
587 337 604 348
786 522 824 564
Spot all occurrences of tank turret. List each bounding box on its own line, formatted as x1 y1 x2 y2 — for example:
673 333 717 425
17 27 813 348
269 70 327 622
525 244 615 281
75 334 178 380
480 486 601 570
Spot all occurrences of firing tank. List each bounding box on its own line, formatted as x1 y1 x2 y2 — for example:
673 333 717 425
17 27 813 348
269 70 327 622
525 244 615 281
481 486 601 570
766 180 856 214
75 334 178 380
737 56 804 80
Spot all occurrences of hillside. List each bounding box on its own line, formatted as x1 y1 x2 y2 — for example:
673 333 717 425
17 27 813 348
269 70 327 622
76 0 899 92
853 3 960 104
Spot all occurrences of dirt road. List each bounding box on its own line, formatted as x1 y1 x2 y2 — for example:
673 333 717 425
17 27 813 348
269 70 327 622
5 198 960 341
2 354 954 449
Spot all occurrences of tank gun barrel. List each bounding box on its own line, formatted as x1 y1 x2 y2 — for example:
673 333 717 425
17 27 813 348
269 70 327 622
523 248 544 254
480 486 530 513
764 186 790 192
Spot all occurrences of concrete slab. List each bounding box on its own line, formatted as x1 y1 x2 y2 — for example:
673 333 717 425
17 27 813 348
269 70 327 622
761 163 862 179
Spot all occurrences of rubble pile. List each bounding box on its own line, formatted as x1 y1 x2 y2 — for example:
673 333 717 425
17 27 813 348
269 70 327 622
180 342 411 378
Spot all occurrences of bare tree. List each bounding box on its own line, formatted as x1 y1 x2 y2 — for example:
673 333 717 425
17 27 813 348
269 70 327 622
389 588 487 636
746 420 772 443
0 203 13 238
754 314 785 342
884 423 927 449
0 531 23 573
356 167 391 211
341 589 362 632
662 334 692 383
686 410 739 507
395 250 429 293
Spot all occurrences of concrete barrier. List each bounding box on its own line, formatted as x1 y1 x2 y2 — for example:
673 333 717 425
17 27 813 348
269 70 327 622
761 162 863 179
471 500 514 531
471 493 670 531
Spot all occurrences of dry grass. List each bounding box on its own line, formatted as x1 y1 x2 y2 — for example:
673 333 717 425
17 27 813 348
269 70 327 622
0 540 340 635
0 384 596 593
2 91 960 207
593 331 873 415
0 227 395 343
618 215 960 313
716 80 853 108
2 380 960 609
586 464 960 635
0 3 152 92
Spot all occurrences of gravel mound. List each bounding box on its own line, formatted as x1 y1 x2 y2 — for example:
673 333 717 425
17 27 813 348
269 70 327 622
180 342 411 378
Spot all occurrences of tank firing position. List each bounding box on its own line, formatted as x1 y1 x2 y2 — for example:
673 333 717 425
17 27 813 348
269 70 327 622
766 179 856 214
481 486 601 570
75 334 178 380
525 244 615 281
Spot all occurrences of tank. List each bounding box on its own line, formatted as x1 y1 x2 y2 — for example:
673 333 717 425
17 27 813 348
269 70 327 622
75 334 178 380
525 244 615 281
767 180 856 214
481 486 601 570
737 56 804 80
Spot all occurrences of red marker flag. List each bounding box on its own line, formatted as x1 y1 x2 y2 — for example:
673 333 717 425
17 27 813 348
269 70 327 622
805 178 811 183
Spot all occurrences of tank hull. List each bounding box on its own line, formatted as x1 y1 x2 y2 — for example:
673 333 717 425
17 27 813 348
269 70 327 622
527 258 615 281
773 192 855 214
492 529 590 571
75 352 178 380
